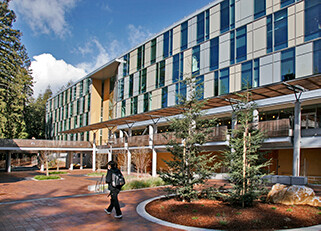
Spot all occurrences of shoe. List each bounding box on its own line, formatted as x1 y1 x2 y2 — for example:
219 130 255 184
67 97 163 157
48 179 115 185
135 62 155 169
114 214 122 219
104 208 111 215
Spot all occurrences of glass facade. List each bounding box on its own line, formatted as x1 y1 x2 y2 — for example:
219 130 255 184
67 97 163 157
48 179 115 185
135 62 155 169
313 39 321 74
210 37 219 71
274 9 288 51
241 61 252 90
192 46 200 76
236 26 247 63
254 0 266 19
163 29 173 59
156 60 165 88
219 68 229 95
181 21 188 51
281 48 295 81
305 0 321 41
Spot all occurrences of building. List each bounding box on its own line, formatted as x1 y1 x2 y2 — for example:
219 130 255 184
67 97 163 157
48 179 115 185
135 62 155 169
46 0 321 181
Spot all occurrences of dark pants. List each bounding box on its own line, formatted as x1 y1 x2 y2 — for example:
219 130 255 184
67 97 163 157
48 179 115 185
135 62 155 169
107 188 121 216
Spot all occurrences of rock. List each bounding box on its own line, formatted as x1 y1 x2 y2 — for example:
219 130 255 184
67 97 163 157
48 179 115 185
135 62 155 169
267 183 321 206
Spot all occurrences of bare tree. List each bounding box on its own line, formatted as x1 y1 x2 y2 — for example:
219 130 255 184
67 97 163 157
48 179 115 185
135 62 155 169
116 150 127 172
131 149 151 176
39 151 50 176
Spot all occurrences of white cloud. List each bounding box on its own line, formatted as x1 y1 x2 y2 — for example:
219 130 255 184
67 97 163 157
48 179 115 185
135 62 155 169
127 24 154 47
10 0 77 38
30 53 86 97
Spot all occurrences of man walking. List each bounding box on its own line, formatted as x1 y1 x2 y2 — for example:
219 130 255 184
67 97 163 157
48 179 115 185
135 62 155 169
104 161 124 219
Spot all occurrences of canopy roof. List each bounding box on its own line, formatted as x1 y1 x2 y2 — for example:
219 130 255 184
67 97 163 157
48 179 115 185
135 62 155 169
62 74 321 134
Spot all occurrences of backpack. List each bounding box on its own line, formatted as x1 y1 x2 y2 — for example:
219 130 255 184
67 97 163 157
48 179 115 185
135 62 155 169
111 171 125 187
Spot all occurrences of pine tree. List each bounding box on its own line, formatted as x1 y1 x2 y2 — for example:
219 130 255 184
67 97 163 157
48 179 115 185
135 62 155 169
160 77 219 202
0 0 33 138
223 91 270 207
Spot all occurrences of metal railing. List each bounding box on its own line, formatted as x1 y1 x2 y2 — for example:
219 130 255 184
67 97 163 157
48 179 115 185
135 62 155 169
0 139 93 148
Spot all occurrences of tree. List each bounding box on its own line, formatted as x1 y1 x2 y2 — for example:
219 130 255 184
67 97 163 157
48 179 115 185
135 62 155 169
132 149 151 176
160 77 219 202
0 0 33 138
25 86 52 139
223 92 271 207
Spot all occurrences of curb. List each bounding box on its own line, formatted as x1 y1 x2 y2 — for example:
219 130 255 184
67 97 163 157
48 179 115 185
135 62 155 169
136 195 321 231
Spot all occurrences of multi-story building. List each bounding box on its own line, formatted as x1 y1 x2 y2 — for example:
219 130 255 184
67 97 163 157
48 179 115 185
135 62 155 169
46 0 321 180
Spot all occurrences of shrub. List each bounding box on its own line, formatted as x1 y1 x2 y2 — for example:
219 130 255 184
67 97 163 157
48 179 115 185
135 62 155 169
121 177 165 190
34 175 61 180
49 171 67 175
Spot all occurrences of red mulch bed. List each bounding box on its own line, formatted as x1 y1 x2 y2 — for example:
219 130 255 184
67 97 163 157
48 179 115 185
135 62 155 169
146 198 321 230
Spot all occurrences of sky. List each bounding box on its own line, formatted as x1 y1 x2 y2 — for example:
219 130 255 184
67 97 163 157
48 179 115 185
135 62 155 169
9 0 213 98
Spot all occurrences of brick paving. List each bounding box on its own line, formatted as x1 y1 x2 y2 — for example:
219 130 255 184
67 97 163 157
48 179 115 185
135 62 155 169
0 170 320 231
0 170 180 231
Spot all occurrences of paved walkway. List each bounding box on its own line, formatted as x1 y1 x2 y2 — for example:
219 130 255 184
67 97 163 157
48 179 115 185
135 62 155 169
0 170 320 231
0 170 180 231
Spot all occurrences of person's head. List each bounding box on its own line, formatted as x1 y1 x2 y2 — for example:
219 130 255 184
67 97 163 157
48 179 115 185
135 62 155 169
107 161 117 169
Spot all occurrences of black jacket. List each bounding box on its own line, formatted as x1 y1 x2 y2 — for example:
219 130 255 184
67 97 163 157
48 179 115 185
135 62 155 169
106 167 122 191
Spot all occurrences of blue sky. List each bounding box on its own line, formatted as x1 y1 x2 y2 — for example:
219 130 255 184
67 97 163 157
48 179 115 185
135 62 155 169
9 0 212 97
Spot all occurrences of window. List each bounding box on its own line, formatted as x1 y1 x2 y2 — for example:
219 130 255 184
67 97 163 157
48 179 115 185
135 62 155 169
205 10 210 40
161 87 168 108
156 61 165 88
163 30 173 58
241 61 253 90
197 12 205 44
196 75 204 100
267 15 273 53
80 82 83 97
210 37 219 71
123 54 130 77
219 68 229 95
128 75 133 97
118 78 124 101
313 39 321 74
181 21 188 51
172 53 184 83
175 81 187 104
254 0 266 19
253 59 260 88
274 9 288 51
236 26 247 63
281 0 294 8
220 0 235 33
281 48 295 81
192 46 200 76
131 96 138 115
121 100 126 117
137 45 145 71
109 76 115 94
151 38 156 64
143 92 151 112
220 0 230 33
305 0 321 41
214 71 219 96
230 31 235 65
139 69 147 94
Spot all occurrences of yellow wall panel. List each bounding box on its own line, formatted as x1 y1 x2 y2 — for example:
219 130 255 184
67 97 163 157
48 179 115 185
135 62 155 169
129 49 137 75
172 25 181 55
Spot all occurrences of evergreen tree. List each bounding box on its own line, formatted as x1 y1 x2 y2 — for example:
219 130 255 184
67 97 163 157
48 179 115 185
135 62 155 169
223 92 270 207
25 87 52 139
0 0 33 138
160 77 219 202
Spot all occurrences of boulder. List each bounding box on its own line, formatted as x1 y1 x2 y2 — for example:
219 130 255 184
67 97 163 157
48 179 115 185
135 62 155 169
267 183 321 206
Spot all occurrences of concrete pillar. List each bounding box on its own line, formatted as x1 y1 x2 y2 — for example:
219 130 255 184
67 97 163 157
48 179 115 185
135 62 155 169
5 151 11 173
38 152 45 172
253 109 259 126
125 142 131 175
293 100 301 176
92 133 96 171
108 149 112 162
149 125 157 177
80 153 83 170
231 113 237 130
69 153 73 170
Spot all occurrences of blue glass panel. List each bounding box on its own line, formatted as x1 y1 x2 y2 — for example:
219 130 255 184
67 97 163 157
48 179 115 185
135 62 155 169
161 87 168 108
210 37 219 71
173 54 179 83
274 9 288 51
230 31 235 65
304 0 321 41
281 48 295 81
236 26 247 63
230 0 235 29
253 59 259 87
129 74 133 97
197 12 205 44
205 10 210 40
179 53 184 80
175 82 187 104
151 39 156 64
313 39 321 74
196 75 204 100
192 46 200 76
219 68 229 95
220 0 230 33
163 31 170 58
121 100 126 117
241 61 252 90
267 15 273 53
181 21 188 51
281 0 294 8
214 71 219 96
254 0 266 19
143 93 149 112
